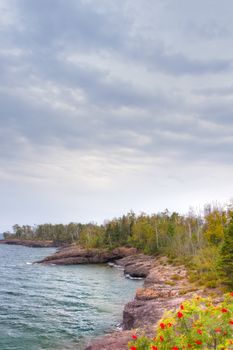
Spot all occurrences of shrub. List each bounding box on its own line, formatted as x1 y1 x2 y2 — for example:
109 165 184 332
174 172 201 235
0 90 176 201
128 293 233 350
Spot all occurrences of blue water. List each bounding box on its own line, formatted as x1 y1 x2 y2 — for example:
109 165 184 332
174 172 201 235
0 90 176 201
0 245 142 350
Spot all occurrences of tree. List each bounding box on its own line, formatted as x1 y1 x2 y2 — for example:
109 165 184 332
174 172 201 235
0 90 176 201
218 215 233 288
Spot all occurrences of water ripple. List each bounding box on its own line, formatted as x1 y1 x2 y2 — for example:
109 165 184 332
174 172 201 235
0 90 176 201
0 245 142 350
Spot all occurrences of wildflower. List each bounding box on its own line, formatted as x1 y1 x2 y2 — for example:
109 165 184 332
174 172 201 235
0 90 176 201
160 322 166 329
230 292 233 297
132 335 137 340
167 322 172 327
180 304 184 310
197 329 202 335
195 340 202 345
221 308 228 313
172 347 179 350
187 344 192 348
177 311 184 318
229 320 233 325
130 347 137 350
160 336 164 342
215 328 221 333
151 346 158 350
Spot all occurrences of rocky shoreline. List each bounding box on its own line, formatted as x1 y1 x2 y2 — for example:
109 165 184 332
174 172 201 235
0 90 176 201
0 239 58 248
0 241 207 350
84 255 200 350
36 245 203 350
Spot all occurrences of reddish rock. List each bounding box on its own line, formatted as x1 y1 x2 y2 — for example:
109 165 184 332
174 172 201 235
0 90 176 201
36 246 138 264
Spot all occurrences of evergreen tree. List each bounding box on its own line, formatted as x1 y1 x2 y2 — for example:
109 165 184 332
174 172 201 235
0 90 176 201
219 216 233 288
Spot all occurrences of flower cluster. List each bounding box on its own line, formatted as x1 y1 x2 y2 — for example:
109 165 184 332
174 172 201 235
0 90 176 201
128 292 233 350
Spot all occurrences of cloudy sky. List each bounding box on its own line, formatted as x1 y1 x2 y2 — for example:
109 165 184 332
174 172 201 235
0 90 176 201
0 0 233 231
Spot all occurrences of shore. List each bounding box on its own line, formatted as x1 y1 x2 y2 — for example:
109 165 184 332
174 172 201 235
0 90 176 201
1 241 215 350
0 239 62 248
36 244 207 350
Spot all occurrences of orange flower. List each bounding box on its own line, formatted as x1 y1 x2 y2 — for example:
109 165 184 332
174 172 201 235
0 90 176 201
167 322 173 327
160 336 164 342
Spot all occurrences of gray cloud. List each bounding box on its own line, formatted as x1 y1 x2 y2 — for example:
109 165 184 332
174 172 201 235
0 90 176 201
0 0 233 230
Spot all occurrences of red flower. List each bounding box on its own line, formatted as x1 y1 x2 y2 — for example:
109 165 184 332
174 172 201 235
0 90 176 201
160 322 166 329
221 308 228 313
177 311 183 318
197 329 202 335
180 304 184 310
187 344 192 348
195 341 202 345
172 347 179 350
151 346 158 350
230 292 233 296
229 320 233 325
130 347 137 350
132 335 137 340
167 322 173 327
160 336 164 342
215 328 221 333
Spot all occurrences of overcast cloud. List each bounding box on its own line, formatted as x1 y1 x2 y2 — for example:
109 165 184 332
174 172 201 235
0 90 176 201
0 0 233 231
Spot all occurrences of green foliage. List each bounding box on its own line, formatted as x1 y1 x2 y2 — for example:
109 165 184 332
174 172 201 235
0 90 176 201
218 216 233 288
188 246 221 287
4 201 233 290
204 208 226 245
128 293 233 350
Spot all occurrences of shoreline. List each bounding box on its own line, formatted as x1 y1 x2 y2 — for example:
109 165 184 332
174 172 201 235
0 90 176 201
0 242 214 350
35 244 203 350
0 239 63 248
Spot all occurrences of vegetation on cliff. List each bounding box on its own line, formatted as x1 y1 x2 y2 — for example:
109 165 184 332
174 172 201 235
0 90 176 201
128 292 233 350
3 201 233 289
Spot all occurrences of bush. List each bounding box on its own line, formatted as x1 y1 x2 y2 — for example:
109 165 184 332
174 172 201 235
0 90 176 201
128 293 233 350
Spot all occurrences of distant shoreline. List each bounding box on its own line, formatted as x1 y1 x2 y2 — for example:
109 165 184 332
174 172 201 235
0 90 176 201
0 239 59 248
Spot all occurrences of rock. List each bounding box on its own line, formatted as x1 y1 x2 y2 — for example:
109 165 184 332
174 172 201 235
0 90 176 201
84 330 133 350
115 254 155 278
36 246 138 264
84 328 155 350
123 296 185 330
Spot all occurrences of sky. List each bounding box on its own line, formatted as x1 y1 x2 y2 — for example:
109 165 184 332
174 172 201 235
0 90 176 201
0 0 233 232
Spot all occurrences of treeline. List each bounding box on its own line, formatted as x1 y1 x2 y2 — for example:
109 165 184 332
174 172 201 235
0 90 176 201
4 202 233 288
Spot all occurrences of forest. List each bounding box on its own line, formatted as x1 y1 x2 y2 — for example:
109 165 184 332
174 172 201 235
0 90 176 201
3 201 233 289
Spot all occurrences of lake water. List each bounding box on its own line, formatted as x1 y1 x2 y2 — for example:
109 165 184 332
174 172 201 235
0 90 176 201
0 245 142 350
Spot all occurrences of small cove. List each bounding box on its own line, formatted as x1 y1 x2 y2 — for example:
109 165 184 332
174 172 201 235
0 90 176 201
0 245 143 350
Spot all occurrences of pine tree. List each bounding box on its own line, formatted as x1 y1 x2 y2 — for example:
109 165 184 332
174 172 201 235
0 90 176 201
219 216 233 288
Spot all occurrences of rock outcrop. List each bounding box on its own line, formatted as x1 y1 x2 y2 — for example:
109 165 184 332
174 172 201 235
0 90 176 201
84 256 200 350
36 246 138 264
